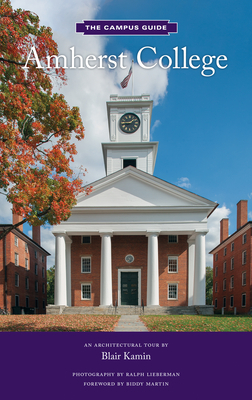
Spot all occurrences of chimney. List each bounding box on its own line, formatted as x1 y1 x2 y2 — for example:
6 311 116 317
12 212 23 232
220 219 229 242
32 226 41 246
237 200 248 230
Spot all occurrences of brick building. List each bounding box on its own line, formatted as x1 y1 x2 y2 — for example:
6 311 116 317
0 214 50 314
52 94 217 311
210 200 251 313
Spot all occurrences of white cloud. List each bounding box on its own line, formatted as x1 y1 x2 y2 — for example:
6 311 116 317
0 195 12 224
206 205 231 267
177 177 191 189
8 1 169 263
10 2 169 186
151 120 161 135
41 226 55 269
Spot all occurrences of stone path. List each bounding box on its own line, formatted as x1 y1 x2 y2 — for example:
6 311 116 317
114 315 148 332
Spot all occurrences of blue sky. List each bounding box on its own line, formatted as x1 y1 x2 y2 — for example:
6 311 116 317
4 0 252 267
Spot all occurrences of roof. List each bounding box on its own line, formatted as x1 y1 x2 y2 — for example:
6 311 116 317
209 221 252 254
79 166 218 217
0 224 51 256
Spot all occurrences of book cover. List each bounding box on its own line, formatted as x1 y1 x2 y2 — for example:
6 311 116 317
1 0 252 398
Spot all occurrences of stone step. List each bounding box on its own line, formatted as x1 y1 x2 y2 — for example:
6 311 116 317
47 305 213 316
142 306 197 315
62 306 115 315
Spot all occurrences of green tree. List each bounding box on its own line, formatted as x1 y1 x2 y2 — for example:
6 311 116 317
206 266 213 305
47 265 55 305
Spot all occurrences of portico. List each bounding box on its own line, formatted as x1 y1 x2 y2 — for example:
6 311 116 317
51 94 217 312
53 179 212 309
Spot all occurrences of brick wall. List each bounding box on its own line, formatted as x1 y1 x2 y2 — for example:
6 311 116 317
213 227 251 314
0 230 47 314
71 234 188 307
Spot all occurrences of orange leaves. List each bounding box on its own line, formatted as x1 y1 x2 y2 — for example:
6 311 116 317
0 315 120 332
0 1 89 236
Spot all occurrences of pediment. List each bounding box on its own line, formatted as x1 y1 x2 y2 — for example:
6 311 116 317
75 168 216 210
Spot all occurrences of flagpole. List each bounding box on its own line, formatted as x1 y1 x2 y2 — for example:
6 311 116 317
132 59 134 96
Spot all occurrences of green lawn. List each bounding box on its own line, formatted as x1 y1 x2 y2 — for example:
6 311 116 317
0 314 120 332
140 315 252 332
1 314 251 332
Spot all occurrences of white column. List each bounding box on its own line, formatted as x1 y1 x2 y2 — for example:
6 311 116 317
193 232 206 305
65 236 72 307
54 234 67 306
100 233 113 306
187 238 195 306
147 232 159 306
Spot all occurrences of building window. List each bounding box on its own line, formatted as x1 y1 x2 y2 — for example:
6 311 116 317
230 276 234 289
35 264 38 275
35 250 37 259
25 258 28 271
42 255 45 263
230 296 234 308
15 295 19 307
14 235 18 246
231 242 234 252
14 253 19 266
82 236 91 244
242 251 247 265
214 298 217 308
42 267 45 279
42 283 45 294
168 283 178 300
81 257 91 273
223 247 227 256
242 293 246 307
242 271 246 286
223 297 226 308
81 284 91 300
223 261 226 274
35 281 38 292
215 253 218 261
215 282 218 293
215 266 218 277
223 279 226 291
25 277 29 290
168 256 178 273
25 297 29 308
242 233 247 244
123 159 136 168
168 235 178 243
15 273 19 287
35 298 39 309
231 258 234 270
25 243 28 253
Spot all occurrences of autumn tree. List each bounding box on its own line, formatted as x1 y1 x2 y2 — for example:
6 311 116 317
0 0 90 239
206 266 213 305
47 265 55 305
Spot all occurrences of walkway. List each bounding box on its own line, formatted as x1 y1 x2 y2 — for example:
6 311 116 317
114 315 148 332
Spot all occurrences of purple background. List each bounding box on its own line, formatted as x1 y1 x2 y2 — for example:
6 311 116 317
76 20 177 35
2 332 251 399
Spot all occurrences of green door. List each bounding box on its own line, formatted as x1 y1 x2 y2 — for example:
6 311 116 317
121 272 138 305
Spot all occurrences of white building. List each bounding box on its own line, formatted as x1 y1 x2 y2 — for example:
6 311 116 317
51 94 217 313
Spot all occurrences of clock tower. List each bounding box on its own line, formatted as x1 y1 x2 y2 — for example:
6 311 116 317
102 94 158 176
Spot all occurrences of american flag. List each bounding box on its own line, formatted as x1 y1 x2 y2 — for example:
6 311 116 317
120 66 132 88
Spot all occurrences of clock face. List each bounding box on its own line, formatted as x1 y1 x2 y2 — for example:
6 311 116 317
119 113 140 134
125 254 134 263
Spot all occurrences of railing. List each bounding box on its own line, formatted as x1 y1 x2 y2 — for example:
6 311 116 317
141 299 144 315
115 299 118 315
0 307 9 315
